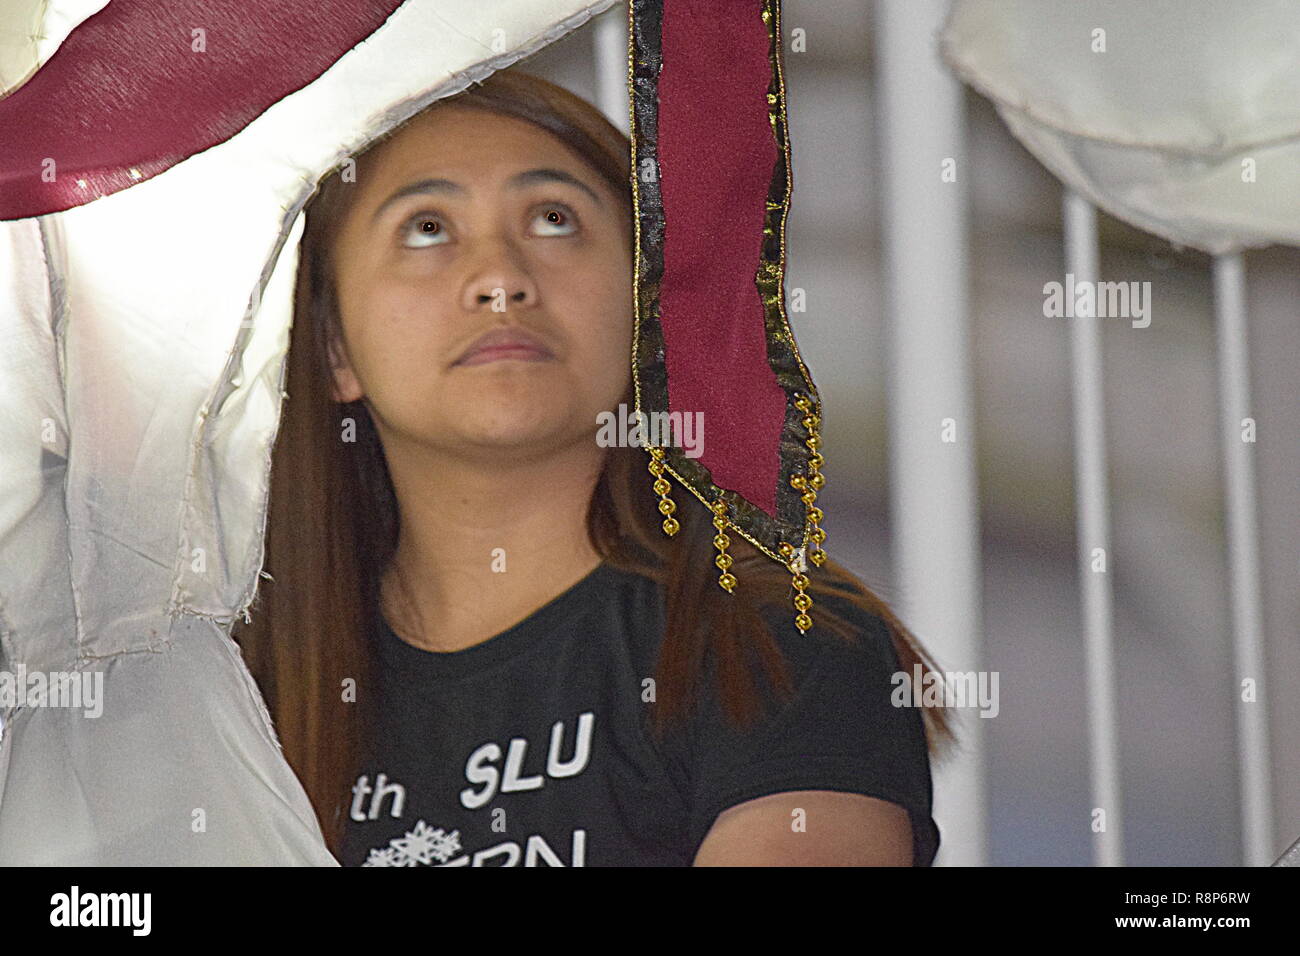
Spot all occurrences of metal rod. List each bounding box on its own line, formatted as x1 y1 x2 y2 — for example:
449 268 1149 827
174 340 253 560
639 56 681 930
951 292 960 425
876 0 987 866
1062 191 1124 866
1211 252 1275 866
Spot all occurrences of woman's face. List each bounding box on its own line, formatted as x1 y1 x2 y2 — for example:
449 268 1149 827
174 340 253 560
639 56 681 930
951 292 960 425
327 104 632 461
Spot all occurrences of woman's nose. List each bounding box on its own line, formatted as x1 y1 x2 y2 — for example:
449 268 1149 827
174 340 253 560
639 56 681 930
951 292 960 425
461 247 539 313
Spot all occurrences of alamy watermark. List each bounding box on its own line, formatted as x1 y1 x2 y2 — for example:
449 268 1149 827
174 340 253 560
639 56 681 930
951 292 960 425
50 886 150 935
595 403 704 459
0 665 104 718
1043 273 1151 328
892 665 999 719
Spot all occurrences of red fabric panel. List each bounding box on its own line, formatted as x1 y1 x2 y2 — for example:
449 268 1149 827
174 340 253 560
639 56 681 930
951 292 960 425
0 0 405 220
658 0 786 517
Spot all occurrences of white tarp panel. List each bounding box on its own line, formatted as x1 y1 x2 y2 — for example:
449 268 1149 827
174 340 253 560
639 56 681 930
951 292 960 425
0 0 617 865
940 0 1300 254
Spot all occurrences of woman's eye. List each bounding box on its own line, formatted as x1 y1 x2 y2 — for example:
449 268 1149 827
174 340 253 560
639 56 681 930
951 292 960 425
531 206 578 236
401 214 448 248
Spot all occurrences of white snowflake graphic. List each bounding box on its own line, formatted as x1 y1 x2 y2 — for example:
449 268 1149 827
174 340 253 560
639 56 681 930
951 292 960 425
363 820 462 867
426 828 462 862
363 846 400 867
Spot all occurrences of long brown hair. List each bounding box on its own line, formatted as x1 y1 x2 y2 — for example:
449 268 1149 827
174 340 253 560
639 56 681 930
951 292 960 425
234 68 956 857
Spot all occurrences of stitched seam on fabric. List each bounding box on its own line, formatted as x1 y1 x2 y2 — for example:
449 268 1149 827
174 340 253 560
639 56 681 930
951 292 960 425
36 215 86 665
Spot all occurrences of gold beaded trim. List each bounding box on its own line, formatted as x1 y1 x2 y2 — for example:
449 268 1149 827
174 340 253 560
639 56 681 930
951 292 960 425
792 394 827 568
646 389 829 634
648 447 679 536
650 447 737 593
712 499 737 593
778 542 813 634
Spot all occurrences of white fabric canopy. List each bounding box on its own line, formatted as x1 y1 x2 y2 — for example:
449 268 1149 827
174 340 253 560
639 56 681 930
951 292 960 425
0 0 617 865
941 0 1300 254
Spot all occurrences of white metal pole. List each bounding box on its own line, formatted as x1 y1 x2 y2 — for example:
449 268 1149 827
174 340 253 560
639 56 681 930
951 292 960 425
1062 192 1124 866
876 0 987 866
1211 252 1275 866
593 4 629 136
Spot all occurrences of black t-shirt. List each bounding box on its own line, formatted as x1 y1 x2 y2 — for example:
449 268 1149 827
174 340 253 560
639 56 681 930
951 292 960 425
337 561 940 867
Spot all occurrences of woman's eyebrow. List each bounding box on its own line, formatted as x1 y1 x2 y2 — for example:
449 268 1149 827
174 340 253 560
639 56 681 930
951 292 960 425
371 178 462 223
370 167 603 223
507 168 604 206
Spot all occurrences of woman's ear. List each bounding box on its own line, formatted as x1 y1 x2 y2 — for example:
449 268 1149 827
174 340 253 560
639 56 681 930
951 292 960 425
327 330 364 403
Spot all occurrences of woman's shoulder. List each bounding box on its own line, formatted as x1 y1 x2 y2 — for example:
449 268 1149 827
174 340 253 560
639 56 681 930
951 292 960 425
752 583 902 687
657 579 938 865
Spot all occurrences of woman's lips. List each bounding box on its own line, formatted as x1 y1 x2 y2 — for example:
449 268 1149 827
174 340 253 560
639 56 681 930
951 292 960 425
455 344 554 367
453 327 556 367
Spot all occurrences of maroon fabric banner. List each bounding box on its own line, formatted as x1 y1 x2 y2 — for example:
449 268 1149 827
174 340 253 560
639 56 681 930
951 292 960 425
657 0 787 517
0 0 405 220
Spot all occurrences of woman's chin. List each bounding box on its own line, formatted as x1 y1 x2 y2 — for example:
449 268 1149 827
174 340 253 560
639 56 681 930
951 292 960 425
424 367 617 454
446 408 588 455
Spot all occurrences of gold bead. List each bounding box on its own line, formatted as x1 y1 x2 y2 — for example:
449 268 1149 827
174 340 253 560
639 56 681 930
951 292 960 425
710 499 736 592
648 450 678 538
810 550 827 567
790 474 807 490
806 435 820 451
792 573 809 590
795 612 813 633
809 473 825 490
778 542 794 559
794 592 812 612
794 395 811 412
809 453 824 469
811 527 826 544
808 507 823 524
800 491 817 507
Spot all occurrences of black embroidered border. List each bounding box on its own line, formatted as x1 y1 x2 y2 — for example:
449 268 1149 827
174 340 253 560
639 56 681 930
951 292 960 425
628 0 820 566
